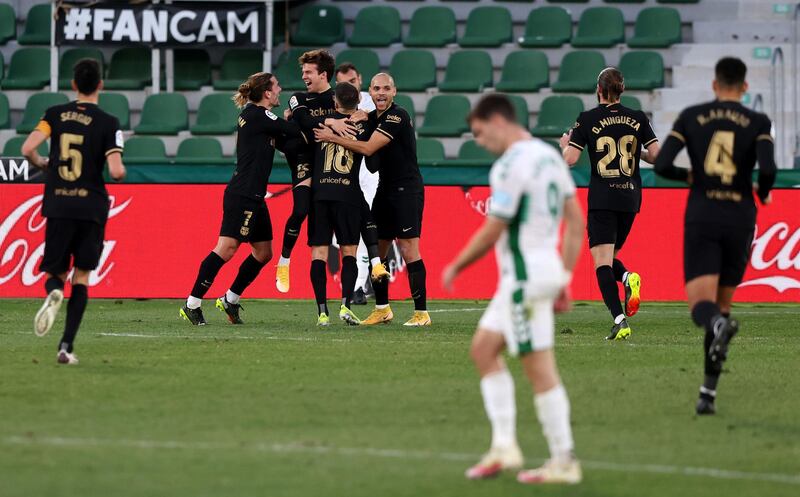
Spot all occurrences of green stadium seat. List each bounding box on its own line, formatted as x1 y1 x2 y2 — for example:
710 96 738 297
98 93 130 130
16 93 69 133
457 139 495 166
3 135 48 156
390 50 436 92
438 51 492 92
404 7 456 47
105 48 151 90
572 7 625 47
348 6 401 47
507 95 530 128
531 96 584 137
657 0 699 3
392 95 416 124
58 48 104 90
417 95 470 137
18 3 50 45
174 137 229 166
0 92 10 128
552 50 606 93
3 47 50 89
174 49 211 90
416 138 445 166
546 0 589 3
134 93 188 135
604 0 645 3
459 7 512 47
0 3 15 44
628 8 682 48
496 51 549 92
123 136 167 165
519 7 572 48
273 48 308 92
335 49 380 90
215 49 264 91
292 5 344 46
0 51 3 82
620 51 664 90
191 93 240 135
620 95 642 111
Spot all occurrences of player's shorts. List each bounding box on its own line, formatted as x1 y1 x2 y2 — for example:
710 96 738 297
308 200 361 246
480 291 555 356
219 191 272 243
587 209 636 249
372 187 424 240
40 218 105 275
684 222 754 286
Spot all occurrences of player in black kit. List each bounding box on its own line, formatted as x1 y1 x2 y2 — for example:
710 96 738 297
561 68 660 340
22 59 126 365
655 57 776 415
315 73 431 327
307 83 373 326
180 72 301 325
275 49 364 293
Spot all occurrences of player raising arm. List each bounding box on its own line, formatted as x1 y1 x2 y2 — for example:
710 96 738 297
442 95 585 485
560 67 660 340
654 57 776 415
23 59 126 365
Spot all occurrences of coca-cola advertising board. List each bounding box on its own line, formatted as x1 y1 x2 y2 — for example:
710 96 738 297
1 184 798 302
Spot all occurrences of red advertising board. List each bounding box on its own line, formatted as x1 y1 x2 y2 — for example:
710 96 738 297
1 184 798 302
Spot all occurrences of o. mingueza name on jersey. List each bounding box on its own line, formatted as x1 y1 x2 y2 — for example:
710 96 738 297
590 115 643 135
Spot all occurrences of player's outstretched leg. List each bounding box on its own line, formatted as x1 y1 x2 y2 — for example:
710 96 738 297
596 265 630 340
216 253 267 324
362 256 393 326
338 255 361 325
310 259 330 326
691 300 738 415
181 252 227 325
34 275 65 337
613 258 641 317
56 274 90 365
277 185 311 293
404 259 431 327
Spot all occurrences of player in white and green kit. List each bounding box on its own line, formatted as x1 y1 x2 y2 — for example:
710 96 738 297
443 95 585 485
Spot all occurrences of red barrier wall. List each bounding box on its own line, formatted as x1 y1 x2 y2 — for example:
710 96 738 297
1 184 798 302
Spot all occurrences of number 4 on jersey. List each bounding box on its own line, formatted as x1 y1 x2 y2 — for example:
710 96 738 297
704 130 736 185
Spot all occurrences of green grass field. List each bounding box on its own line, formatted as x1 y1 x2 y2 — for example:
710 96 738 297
1 299 799 497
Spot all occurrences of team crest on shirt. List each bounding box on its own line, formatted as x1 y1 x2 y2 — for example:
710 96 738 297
265 110 278 120
240 227 250 236
289 96 299 110
385 114 402 124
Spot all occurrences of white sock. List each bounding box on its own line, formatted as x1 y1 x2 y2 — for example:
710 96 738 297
534 384 574 462
186 296 201 309
480 369 517 449
376 304 389 310
614 314 625 325
225 290 240 304
278 256 290 266
622 271 629 284
370 257 382 268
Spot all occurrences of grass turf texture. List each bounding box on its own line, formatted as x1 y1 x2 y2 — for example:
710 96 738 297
1 299 798 497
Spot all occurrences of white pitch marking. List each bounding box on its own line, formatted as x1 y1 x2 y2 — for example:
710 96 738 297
3 435 799 486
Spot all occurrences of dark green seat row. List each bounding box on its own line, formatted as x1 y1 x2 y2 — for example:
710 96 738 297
291 4 682 48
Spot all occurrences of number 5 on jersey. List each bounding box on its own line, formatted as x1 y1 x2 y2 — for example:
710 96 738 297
59 133 84 181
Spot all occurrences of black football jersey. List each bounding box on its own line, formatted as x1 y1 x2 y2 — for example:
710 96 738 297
36 101 123 224
228 103 301 199
667 100 773 226
369 102 423 192
288 88 337 142
312 112 372 205
569 103 658 212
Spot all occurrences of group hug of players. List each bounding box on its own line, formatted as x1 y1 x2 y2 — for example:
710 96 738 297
27 49 775 479
175 49 432 328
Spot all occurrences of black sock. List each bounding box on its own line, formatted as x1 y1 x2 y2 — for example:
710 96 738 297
612 258 628 282
190 252 226 299
692 301 724 391
281 186 310 259
596 265 623 320
310 259 328 315
407 259 427 311
721 311 730 319
59 284 87 353
691 300 722 330
45 276 64 294
372 258 390 306
230 254 268 297
341 256 357 308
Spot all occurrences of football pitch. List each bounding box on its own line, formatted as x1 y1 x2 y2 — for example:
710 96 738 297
1 299 798 497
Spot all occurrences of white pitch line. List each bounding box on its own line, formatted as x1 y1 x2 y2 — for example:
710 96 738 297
3 435 799 486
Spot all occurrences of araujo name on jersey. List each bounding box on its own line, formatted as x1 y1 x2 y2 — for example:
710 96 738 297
56 4 263 47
